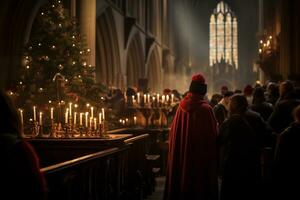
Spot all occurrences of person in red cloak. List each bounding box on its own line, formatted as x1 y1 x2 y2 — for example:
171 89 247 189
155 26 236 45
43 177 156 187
164 73 218 200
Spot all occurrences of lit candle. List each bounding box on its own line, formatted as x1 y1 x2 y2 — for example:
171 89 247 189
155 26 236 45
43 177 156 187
152 96 155 102
166 95 169 102
125 118 129 125
74 112 77 125
134 116 137 125
19 109 24 125
65 109 69 124
122 120 125 126
171 94 174 103
89 117 92 128
94 118 97 130
91 106 94 118
99 113 102 124
85 112 89 127
69 103 72 117
137 93 140 104
162 95 165 103
147 94 150 103
102 108 105 121
144 94 147 104
50 107 54 120
33 106 37 121
132 95 135 103
157 94 160 102
80 113 83 126
39 112 43 126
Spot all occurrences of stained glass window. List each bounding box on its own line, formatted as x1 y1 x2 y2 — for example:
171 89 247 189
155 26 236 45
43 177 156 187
209 1 238 69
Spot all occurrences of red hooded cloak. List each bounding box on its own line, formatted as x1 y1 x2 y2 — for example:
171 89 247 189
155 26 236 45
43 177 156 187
164 92 218 200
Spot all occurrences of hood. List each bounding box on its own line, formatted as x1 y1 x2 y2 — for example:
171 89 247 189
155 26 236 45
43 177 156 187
179 92 208 112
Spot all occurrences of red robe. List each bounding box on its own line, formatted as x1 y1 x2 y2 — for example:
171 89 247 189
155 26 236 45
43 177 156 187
164 93 218 200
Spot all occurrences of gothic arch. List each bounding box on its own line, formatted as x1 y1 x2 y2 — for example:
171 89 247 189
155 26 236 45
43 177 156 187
146 46 162 92
96 8 121 87
126 33 144 88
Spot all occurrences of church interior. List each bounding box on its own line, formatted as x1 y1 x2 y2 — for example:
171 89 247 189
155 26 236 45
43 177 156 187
0 0 300 199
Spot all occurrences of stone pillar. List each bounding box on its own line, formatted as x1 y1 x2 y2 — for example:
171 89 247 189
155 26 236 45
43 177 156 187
79 0 96 68
71 0 76 17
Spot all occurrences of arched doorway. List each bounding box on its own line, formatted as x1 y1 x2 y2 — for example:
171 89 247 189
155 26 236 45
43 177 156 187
146 46 162 93
96 8 121 88
126 33 144 88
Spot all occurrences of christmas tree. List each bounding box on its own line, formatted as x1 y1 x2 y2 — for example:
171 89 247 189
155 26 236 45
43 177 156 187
15 0 106 107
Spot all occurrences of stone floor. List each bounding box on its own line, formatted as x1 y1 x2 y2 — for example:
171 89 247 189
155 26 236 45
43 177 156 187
145 176 166 200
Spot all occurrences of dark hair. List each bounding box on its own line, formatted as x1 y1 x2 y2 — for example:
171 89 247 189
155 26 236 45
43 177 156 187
224 91 234 97
0 90 22 136
252 87 266 104
229 94 248 115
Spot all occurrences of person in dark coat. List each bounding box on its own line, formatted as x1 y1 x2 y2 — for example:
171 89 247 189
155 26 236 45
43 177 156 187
273 105 300 200
218 94 272 200
250 87 273 121
0 90 47 200
213 91 234 126
164 73 218 200
268 90 300 134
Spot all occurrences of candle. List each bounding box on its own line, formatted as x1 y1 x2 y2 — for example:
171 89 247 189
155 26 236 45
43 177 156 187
132 95 135 103
33 106 37 121
74 112 77 125
50 107 54 120
91 106 94 118
147 94 150 103
125 118 129 125
102 108 105 121
134 116 137 125
39 112 43 126
85 112 89 127
162 95 165 103
166 95 169 102
122 120 125 126
19 109 24 125
94 118 97 130
157 94 160 102
171 94 174 103
144 94 147 104
65 109 69 124
99 113 102 124
89 117 92 128
137 93 140 104
69 103 72 117
80 113 83 126
152 96 155 102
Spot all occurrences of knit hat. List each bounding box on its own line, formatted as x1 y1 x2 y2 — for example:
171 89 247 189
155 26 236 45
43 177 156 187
189 73 207 95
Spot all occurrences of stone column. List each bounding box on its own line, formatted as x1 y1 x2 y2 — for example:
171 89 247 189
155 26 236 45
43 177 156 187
79 0 96 69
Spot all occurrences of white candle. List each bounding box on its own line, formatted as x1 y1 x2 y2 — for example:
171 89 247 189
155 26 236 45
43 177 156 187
19 109 24 125
122 120 125 126
99 113 102 124
137 93 140 104
132 95 135 103
102 108 105 121
134 116 137 125
166 95 169 102
147 94 150 103
157 94 160 102
50 107 54 120
80 113 83 126
85 112 89 127
91 107 94 118
171 94 174 103
152 97 155 102
89 117 92 128
162 95 165 103
69 103 72 117
74 112 77 125
65 109 69 124
94 118 97 130
125 118 129 125
39 112 43 126
144 94 147 104
33 106 37 121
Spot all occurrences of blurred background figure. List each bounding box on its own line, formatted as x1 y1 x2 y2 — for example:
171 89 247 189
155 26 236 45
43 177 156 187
0 90 47 200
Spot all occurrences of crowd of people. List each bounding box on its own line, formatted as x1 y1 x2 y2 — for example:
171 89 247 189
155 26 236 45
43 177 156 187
165 73 300 200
